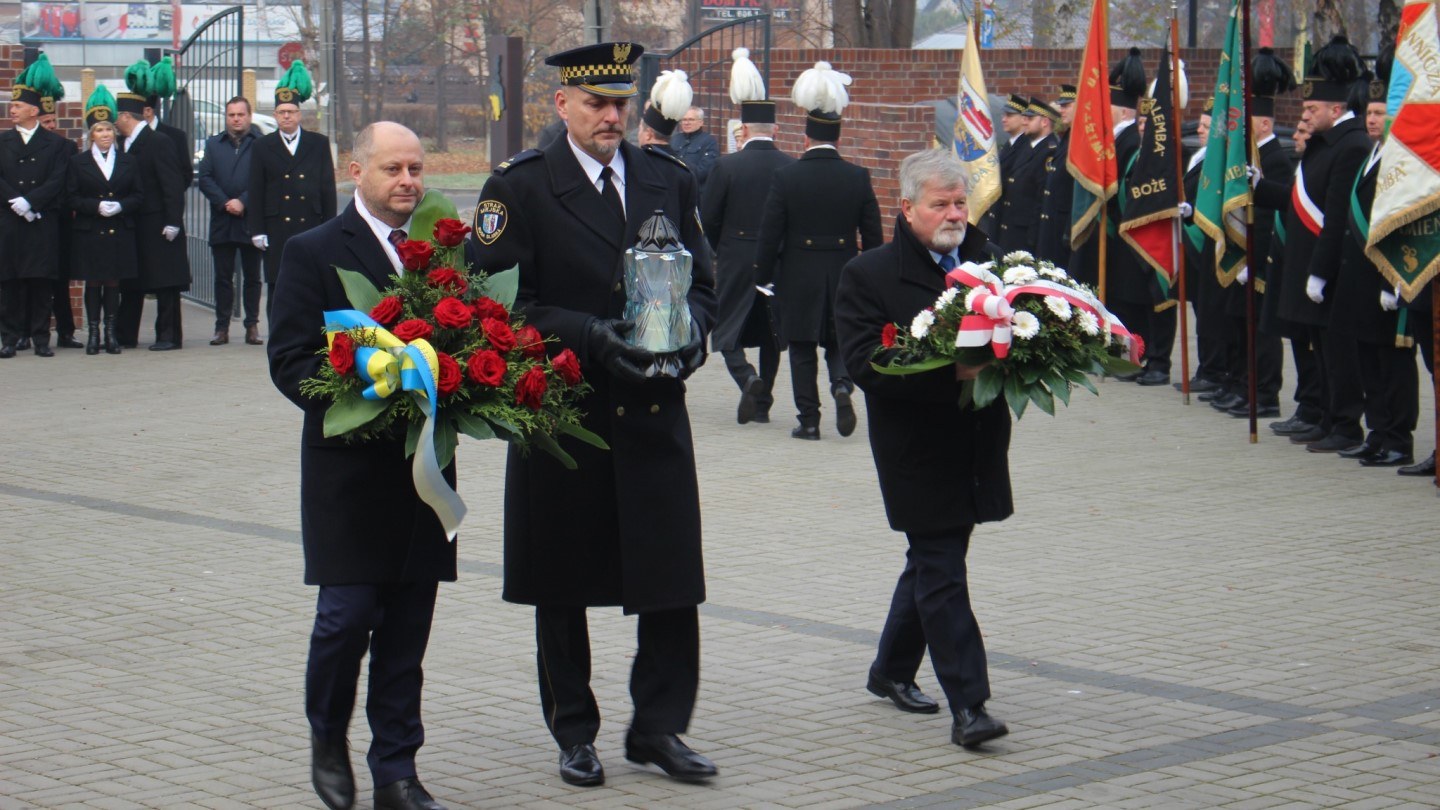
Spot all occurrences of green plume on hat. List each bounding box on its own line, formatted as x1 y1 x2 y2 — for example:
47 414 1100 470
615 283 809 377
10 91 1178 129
276 60 314 104
29 53 63 101
85 84 117 116
150 55 177 100
124 59 152 97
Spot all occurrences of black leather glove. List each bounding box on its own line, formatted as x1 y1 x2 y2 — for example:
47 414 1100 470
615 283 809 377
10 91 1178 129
587 318 655 386
675 322 706 380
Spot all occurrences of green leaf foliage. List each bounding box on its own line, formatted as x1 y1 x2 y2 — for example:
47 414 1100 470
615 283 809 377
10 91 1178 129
972 365 1004 409
324 395 388 437
532 430 578 470
453 410 496 441
485 266 520 310
869 355 953 375
557 420 609 450
336 267 383 313
408 190 460 246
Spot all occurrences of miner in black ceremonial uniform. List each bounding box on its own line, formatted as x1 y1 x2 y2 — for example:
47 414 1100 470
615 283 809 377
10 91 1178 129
144 57 195 189
701 47 791 424
467 41 719 789
37 63 84 350
753 61 883 440
997 97 1058 254
1036 84 1076 269
979 94 1029 239
249 60 338 319
0 57 75 358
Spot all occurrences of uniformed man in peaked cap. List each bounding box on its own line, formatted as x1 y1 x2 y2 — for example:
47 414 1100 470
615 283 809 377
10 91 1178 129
1036 84 1077 268
467 41 719 789
997 97 1058 253
978 93 1031 238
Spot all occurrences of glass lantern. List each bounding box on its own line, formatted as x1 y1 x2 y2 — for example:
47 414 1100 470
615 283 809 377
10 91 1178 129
622 210 694 378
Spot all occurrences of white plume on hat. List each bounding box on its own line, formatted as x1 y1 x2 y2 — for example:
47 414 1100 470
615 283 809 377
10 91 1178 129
791 61 852 114
730 47 766 104
1147 58 1189 108
650 69 694 121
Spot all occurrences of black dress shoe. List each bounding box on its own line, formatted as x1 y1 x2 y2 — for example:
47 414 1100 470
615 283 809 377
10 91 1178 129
1361 450 1414 468
148 341 181 351
1135 369 1171 386
1307 434 1364 454
1288 426 1327 444
1228 402 1281 418
791 424 820 441
56 334 84 349
1271 416 1318 435
624 731 717 782
121 342 138 349
1337 442 1381 460
1111 369 1142 382
374 776 445 810
310 734 355 810
33 343 54 357
559 742 604 787
834 385 857 437
866 668 940 714
1398 452 1436 476
16 337 30 350
951 704 1009 749
1174 377 1221 393
1209 392 1244 411
752 409 770 424
0 344 15 359
737 375 763 424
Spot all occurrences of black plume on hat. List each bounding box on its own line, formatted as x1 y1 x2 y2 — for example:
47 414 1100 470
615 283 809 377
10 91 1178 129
1310 35 1363 84
1348 68 1375 111
1374 44 1393 87
1252 48 1297 97
1109 47 1146 108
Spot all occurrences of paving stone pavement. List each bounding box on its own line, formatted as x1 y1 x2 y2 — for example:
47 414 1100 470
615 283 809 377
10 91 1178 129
2 299 1437 809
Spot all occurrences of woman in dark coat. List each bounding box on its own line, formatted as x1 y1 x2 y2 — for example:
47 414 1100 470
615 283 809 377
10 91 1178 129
67 87 143 354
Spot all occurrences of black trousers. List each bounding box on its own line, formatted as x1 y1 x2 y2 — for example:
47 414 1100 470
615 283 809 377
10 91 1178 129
212 242 263 329
153 289 183 346
1288 333 1326 424
1225 314 1283 403
1195 287 1230 385
535 605 699 749
873 527 990 715
1357 341 1419 455
51 277 75 338
116 280 145 347
1108 300 1176 375
1321 329 1365 441
307 582 438 787
0 278 53 345
788 339 850 426
722 346 780 412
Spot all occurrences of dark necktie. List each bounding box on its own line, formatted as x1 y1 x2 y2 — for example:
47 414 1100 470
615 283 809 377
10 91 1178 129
599 166 625 222
283 133 297 148
388 228 407 247
939 253 957 272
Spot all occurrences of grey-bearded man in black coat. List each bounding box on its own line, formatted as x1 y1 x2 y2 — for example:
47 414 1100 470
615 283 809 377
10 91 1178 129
835 148 1013 751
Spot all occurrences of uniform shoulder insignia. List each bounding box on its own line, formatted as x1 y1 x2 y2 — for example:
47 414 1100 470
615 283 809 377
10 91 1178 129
643 144 688 168
492 149 542 175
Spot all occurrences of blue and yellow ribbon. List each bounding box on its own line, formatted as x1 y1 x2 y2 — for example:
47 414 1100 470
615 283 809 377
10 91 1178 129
324 309 467 541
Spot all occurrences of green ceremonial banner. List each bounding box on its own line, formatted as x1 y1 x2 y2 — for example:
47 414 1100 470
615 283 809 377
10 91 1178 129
1193 0 1251 287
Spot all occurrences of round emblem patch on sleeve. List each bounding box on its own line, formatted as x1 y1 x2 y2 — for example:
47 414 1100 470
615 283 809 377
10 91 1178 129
474 200 508 245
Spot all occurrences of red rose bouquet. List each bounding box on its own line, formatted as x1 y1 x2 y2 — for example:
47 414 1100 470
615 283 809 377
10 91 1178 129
874 251 1143 418
300 206 606 537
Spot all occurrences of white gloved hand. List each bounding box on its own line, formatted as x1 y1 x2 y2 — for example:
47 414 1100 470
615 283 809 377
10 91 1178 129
251 234 269 250
10 197 32 216
98 201 121 217
1380 289 1399 311
1306 275 1326 304
162 225 180 241
1237 265 1250 285
1178 202 1194 218
24 211 37 222
1245 164 1262 188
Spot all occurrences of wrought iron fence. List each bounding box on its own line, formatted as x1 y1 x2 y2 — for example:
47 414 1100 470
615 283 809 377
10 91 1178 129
637 15 772 126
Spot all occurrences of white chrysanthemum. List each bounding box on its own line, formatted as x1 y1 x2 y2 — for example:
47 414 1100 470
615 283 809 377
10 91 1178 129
910 309 935 338
1003 266 1038 285
937 286 960 307
1044 297 1073 320
1002 250 1034 264
964 288 985 311
1077 310 1100 335
1038 265 1067 280
1011 310 1040 340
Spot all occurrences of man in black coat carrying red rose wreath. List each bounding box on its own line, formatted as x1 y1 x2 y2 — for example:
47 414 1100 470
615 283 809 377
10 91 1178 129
834 148 1014 751
467 41 720 789
269 121 452 810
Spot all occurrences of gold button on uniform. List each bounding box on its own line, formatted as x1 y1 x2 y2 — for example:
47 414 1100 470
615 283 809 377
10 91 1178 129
613 282 622 292
649 404 659 414
616 406 625 417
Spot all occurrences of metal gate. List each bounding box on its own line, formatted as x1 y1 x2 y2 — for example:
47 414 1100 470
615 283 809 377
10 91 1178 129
164 6 245 313
637 15 771 126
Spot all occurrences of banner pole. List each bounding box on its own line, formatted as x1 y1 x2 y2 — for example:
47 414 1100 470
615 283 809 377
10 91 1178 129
1171 11 1190 404
1240 0 1257 442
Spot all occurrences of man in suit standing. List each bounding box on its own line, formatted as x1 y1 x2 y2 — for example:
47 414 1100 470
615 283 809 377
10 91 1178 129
198 96 262 345
978 94 1029 239
0 60 72 358
114 76 189 351
249 60 338 319
702 48 791 424
1036 85 1077 269
754 61 883 440
669 105 718 192
269 122 450 810
468 41 718 789
835 148 1012 749
997 98 1059 254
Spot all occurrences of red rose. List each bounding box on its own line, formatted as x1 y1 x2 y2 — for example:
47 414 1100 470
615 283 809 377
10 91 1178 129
426 267 467 294
392 318 434 342
880 322 898 348
395 239 435 271
552 348 582 386
433 218 472 247
436 351 461 396
471 296 509 323
466 349 507 386
329 333 356 376
482 317 517 352
370 295 403 325
515 324 545 359
433 296 473 329
515 366 548 410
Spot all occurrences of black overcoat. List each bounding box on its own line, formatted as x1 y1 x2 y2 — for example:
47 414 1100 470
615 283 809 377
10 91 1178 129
468 137 718 613
66 149 144 283
247 129 338 284
700 138 793 352
835 215 1014 534
1270 116 1370 327
196 130 256 245
154 120 194 187
0 126 71 282
998 133 1056 253
1106 122 1154 306
1036 131 1073 269
753 148 883 343
123 125 189 291
1330 147 1399 346
267 201 458 586
1226 136 1293 321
